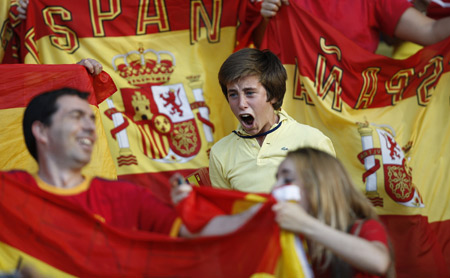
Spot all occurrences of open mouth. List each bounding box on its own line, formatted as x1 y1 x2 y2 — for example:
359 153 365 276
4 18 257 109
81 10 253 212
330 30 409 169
240 114 254 127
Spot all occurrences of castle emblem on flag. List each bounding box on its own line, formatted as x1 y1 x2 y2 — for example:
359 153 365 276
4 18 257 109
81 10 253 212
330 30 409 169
357 121 424 208
105 45 214 165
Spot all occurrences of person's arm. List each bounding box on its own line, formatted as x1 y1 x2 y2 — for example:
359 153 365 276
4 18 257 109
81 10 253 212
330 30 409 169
394 7 450 46
272 202 390 276
169 174 262 238
179 203 262 238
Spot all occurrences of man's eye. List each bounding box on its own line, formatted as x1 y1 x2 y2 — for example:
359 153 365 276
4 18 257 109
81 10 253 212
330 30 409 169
228 92 237 98
71 113 82 120
68 111 86 120
246 91 255 96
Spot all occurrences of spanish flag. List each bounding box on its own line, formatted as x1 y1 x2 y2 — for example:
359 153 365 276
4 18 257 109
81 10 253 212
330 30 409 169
262 3 450 277
0 0 11 62
0 171 311 277
0 64 117 179
2 0 261 204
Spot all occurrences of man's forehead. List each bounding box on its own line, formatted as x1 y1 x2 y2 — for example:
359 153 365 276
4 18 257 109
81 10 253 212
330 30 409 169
56 95 92 112
226 75 261 88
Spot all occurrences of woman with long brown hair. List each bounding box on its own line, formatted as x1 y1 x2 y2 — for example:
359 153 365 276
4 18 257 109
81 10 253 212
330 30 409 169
272 147 393 277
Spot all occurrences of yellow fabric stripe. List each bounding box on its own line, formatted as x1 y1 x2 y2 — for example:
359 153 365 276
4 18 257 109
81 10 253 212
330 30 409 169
249 273 276 278
231 194 267 214
278 231 307 278
0 241 75 277
169 217 183 238
244 193 267 202
1 107 39 173
0 106 117 180
33 174 93 195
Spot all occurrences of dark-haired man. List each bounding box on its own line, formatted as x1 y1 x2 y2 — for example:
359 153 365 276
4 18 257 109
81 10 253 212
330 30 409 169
209 48 335 193
6 86 257 236
16 87 181 234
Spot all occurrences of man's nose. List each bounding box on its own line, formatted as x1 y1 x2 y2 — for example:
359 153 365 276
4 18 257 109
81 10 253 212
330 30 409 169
83 116 96 131
238 94 248 109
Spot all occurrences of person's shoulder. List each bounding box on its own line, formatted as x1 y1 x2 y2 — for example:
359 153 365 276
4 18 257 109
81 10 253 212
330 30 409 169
358 219 389 244
361 219 385 230
211 132 238 152
285 119 328 136
1 170 34 181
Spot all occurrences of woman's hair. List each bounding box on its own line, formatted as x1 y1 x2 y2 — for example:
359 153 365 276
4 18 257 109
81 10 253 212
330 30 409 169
286 147 380 271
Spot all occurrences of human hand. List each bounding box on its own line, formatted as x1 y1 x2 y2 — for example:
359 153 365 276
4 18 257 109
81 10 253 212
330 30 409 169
170 173 192 205
272 201 313 234
261 0 289 19
17 0 29 20
77 58 103 75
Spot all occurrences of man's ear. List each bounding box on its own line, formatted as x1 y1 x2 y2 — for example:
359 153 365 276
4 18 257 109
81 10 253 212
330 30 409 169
31 121 49 145
269 97 278 105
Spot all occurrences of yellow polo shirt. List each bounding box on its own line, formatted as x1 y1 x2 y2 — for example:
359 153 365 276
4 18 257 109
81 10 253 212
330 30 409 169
209 109 335 193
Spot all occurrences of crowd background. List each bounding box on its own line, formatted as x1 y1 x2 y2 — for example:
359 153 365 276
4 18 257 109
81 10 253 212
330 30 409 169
0 0 449 277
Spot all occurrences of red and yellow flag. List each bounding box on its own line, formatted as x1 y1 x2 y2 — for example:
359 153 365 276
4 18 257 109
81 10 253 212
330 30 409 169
1 0 261 203
262 4 450 277
0 64 117 179
0 1 11 61
0 171 310 277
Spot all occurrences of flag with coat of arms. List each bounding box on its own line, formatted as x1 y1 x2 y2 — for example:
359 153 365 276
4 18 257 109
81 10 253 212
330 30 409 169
261 3 450 277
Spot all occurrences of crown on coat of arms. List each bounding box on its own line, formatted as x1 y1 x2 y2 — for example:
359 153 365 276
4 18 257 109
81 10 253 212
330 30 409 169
112 44 176 86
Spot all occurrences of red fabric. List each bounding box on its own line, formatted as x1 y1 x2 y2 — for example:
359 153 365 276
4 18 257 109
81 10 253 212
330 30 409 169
10 171 177 233
0 171 283 277
177 186 272 233
427 0 450 19
235 0 263 50
0 64 116 108
430 219 450 269
351 220 389 278
262 4 450 277
3 0 254 64
380 215 449 278
263 4 450 108
350 219 389 248
278 0 411 52
118 168 199 204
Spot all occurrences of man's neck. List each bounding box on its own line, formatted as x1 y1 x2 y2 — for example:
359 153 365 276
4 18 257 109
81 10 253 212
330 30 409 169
37 167 84 189
256 113 280 146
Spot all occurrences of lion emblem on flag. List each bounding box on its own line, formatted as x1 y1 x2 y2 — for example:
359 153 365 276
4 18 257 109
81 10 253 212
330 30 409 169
105 46 213 165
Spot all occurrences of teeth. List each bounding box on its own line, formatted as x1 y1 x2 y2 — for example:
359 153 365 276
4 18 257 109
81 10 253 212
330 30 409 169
79 138 92 146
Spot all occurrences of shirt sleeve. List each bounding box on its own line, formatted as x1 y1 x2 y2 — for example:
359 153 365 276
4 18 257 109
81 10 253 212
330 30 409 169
209 147 232 190
317 136 336 157
375 0 412 37
357 219 389 248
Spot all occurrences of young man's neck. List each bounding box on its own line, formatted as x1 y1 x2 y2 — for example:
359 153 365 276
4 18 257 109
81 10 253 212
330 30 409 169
256 113 280 146
37 165 85 189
